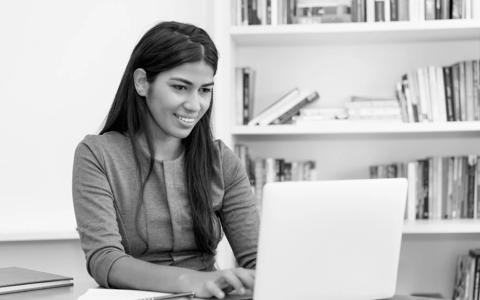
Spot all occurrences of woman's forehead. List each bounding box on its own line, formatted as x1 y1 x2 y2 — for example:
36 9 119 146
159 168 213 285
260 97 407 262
164 61 214 81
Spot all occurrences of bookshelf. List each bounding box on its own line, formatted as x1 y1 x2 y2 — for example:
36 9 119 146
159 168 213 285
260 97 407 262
231 19 480 45
403 219 480 234
232 121 480 135
212 0 480 297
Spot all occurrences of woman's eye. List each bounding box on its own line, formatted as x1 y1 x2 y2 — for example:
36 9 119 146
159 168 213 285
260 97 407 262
200 87 212 94
172 85 187 91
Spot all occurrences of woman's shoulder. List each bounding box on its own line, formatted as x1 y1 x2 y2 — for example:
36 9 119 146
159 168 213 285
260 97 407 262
76 131 131 158
212 139 236 161
80 131 129 148
212 139 243 175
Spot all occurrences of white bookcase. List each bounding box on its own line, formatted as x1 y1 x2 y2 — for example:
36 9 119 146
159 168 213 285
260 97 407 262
212 0 480 297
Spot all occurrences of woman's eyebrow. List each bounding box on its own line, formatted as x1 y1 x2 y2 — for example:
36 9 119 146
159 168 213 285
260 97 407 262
170 77 214 87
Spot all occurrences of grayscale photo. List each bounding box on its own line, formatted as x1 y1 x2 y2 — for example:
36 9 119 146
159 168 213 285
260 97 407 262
0 0 479 299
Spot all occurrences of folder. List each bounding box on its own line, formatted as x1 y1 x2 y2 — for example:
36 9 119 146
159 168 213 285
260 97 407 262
0 267 73 295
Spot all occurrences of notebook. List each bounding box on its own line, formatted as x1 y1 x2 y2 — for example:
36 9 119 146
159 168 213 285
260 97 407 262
251 178 408 300
0 267 73 295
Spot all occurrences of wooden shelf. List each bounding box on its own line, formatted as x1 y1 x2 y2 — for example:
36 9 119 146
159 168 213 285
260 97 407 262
403 219 480 234
232 121 480 135
231 19 480 46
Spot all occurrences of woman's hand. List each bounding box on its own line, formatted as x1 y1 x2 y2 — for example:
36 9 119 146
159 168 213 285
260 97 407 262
178 268 255 299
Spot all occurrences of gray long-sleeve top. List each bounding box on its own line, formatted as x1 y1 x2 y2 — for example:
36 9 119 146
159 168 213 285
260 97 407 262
72 132 259 287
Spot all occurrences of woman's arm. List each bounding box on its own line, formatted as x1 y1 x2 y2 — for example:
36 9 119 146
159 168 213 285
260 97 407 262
73 138 253 298
217 141 260 269
109 256 254 298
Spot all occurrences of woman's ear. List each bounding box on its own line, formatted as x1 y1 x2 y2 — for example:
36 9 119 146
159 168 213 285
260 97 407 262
133 68 149 97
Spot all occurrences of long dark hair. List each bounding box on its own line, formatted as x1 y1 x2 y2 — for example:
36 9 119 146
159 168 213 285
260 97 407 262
100 21 219 254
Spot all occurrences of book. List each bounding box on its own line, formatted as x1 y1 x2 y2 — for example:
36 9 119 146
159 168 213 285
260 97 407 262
247 88 300 125
294 0 353 24
271 90 320 124
0 267 73 295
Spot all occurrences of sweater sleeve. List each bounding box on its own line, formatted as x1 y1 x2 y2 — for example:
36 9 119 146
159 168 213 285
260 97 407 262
72 140 130 287
218 141 260 269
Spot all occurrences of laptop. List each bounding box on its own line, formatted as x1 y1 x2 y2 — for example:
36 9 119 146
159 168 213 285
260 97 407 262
225 178 407 300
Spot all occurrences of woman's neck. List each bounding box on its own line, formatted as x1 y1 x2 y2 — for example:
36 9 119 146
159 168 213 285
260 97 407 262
137 133 184 161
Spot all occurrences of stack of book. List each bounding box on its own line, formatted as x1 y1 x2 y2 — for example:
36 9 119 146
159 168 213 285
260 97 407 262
453 249 480 300
232 0 480 26
253 157 317 207
245 87 320 126
234 144 317 207
395 60 480 123
370 155 480 221
290 107 348 125
345 96 402 121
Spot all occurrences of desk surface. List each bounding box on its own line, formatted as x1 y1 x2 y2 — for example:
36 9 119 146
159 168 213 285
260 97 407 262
0 279 444 300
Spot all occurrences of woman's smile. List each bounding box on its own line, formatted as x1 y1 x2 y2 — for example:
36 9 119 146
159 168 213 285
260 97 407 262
173 113 196 125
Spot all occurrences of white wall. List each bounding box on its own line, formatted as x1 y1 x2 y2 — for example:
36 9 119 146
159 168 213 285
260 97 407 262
0 0 211 238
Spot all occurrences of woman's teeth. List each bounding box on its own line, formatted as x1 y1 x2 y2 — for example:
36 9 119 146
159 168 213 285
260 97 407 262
175 114 195 123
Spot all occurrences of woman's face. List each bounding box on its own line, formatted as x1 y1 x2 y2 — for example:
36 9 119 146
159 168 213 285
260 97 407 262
143 61 214 141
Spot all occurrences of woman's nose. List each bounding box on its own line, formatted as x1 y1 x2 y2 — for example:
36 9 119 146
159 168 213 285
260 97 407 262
183 92 202 111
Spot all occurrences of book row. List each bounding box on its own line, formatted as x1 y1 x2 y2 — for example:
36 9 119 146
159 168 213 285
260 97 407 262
395 60 480 123
370 155 480 221
453 248 480 300
234 144 317 205
232 0 479 26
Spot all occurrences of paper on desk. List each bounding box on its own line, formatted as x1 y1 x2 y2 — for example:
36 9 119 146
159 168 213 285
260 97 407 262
77 288 178 300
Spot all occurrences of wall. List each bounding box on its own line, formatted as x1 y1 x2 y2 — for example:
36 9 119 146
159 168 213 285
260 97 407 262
0 0 211 238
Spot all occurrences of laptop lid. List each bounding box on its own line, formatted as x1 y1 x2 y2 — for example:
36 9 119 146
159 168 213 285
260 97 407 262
253 178 408 300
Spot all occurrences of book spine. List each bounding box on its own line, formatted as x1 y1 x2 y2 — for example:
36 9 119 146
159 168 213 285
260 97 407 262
477 155 480 220
390 0 398 20
443 66 455 121
375 0 385 21
466 60 475 121
271 0 278 24
352 0 359 22
425 0 436 19
435 0 441 19
423 159 430 219
467 155 477 218
441 157 449 219
398 0 409 20
242 0 249 25
243 70 250 124
452 63 461 121
441 0 450 19
460 61 467 121
359 0 366 22
452 0 463 18
436 66 447 122
367 0 376 22
475 60 480 120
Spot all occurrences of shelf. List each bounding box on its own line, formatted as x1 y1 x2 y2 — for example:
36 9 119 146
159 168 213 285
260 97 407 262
0 209 78 242
230 19 480 46
0 230 79 242
231 121 480 135
403 219 480 234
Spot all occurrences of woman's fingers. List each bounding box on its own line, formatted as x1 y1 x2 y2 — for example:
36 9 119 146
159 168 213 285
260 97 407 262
205 280 225 299
218 270 246 294
232 268 255 290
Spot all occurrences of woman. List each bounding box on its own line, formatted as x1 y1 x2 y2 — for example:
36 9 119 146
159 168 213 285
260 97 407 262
72 21 259 299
